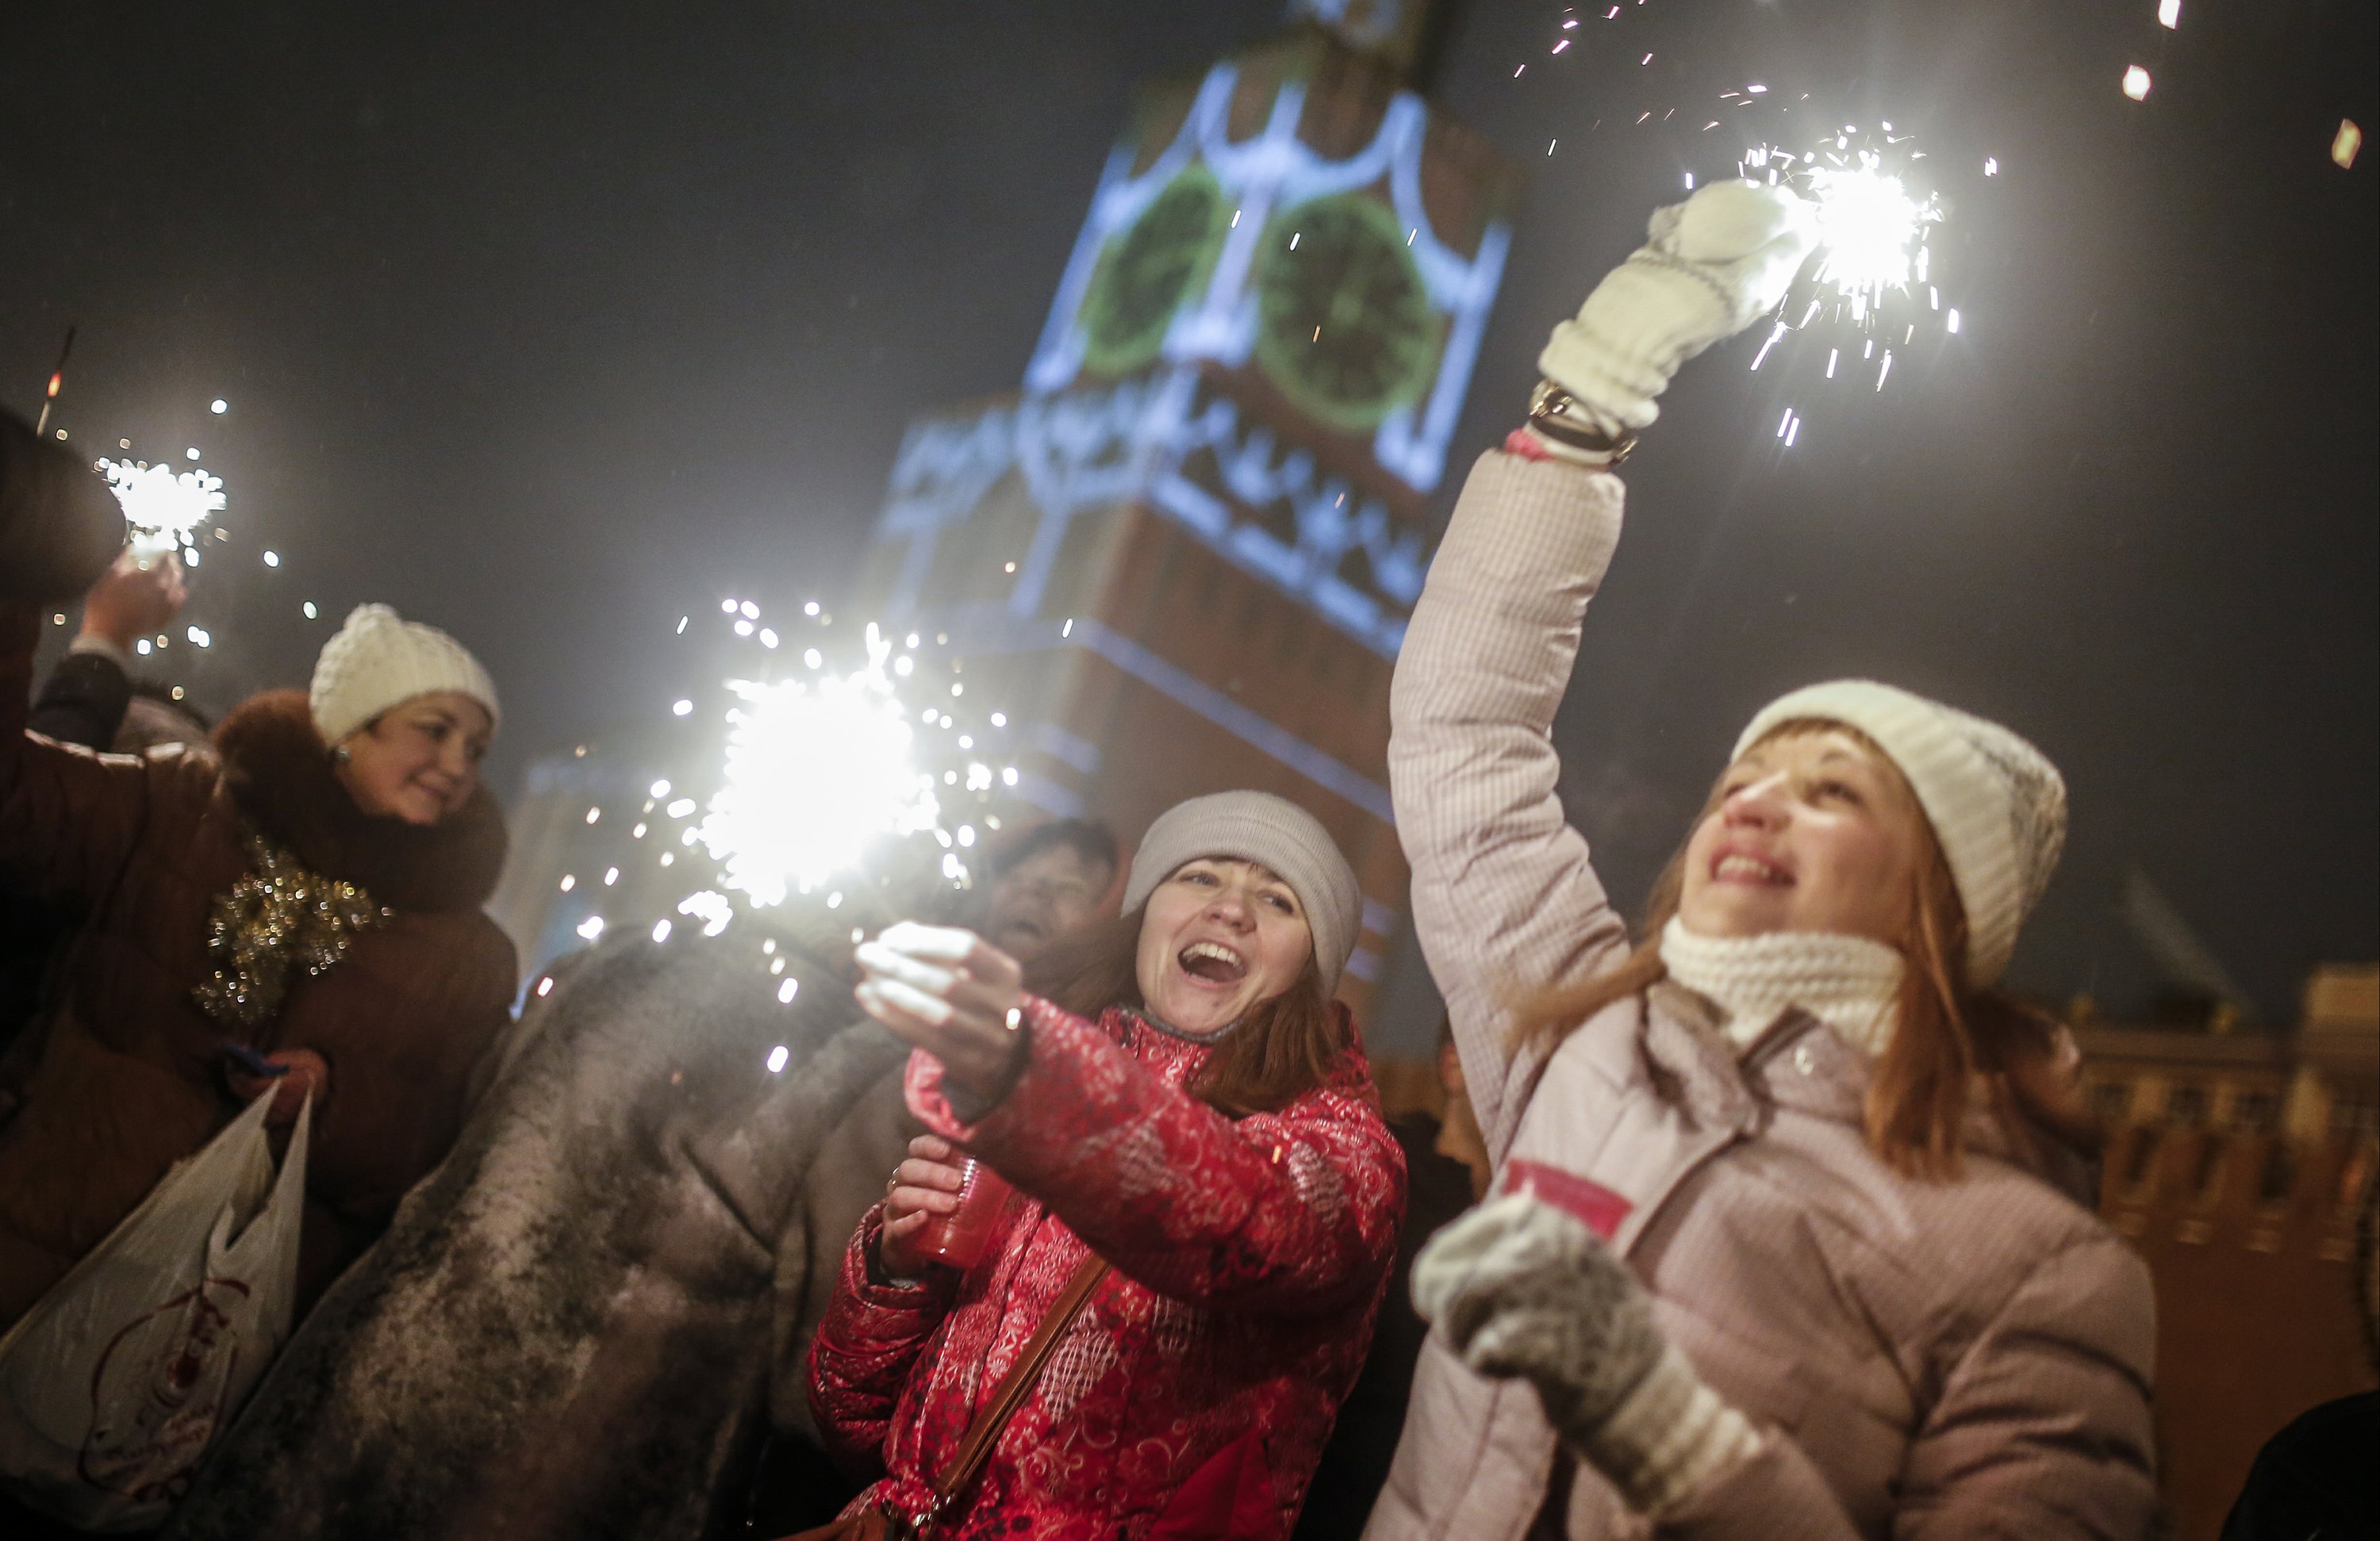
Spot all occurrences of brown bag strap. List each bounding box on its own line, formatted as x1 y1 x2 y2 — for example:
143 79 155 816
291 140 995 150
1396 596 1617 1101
916 1252 1109 1531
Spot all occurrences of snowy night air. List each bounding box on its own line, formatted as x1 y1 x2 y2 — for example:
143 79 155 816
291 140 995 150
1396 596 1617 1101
2 3 2373 1540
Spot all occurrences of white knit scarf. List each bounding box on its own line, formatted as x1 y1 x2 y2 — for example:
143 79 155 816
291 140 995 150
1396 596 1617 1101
1656 916 1905 1056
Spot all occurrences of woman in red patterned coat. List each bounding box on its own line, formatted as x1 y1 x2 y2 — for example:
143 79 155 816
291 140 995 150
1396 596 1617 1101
807 791 1407 1539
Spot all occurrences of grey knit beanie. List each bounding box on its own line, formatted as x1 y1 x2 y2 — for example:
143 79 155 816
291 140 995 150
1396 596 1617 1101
1121 792 1362 995
1734 680 2066 985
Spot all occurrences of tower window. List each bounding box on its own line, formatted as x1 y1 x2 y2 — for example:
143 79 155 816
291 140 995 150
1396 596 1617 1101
2255 1141 2297 1206
2228 1090 2276 1131
2121 1127 2164 1190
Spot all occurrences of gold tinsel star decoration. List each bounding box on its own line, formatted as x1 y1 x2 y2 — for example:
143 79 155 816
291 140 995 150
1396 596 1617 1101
192 828 390 1028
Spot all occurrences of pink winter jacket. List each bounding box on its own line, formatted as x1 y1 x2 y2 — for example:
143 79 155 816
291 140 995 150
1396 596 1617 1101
807 996 1405 1539
1365 450 2158 1540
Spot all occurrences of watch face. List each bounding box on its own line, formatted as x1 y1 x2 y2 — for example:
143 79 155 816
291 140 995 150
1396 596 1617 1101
1078 163 1228 377
1253 193 1441 434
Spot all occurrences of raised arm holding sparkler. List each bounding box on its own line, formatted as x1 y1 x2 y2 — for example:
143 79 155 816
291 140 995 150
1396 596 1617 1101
1368 182 2155 1541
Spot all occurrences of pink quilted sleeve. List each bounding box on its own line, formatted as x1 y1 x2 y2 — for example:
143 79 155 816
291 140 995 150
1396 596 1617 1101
1387 449 1635 1158
804 1202 957 1477
908 998 1406 1317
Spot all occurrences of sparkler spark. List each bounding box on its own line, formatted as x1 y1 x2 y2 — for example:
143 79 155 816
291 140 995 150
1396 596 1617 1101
98 458 225 553
694 623 942 907
1807 158 1940 298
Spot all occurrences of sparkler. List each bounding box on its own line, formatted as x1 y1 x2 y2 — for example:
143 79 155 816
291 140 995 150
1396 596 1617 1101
546 596 1024 1008
33 327 75 439
1724 127 1968 447
99 457 226 558
694 623 945 907
1806 157 1940 301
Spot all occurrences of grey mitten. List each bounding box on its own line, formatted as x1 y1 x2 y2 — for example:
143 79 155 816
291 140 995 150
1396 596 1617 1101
1414 1194 1760 1515
1538 180 1818 433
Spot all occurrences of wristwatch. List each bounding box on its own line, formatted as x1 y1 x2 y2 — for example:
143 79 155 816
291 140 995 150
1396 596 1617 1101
1528 381 1638 465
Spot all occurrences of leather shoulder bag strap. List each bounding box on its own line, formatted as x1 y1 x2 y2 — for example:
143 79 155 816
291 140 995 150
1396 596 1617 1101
916 1251 1110 1534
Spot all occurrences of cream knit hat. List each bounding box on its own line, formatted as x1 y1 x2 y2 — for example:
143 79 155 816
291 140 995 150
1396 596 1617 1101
1122 791 1363 995
1733 680 2065 984
309 604 501 746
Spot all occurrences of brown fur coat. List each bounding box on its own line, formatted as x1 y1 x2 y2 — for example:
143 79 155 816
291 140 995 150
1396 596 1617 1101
0 605 517 1328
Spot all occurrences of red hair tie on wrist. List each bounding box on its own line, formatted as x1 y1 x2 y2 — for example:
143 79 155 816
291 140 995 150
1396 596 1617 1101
1503 427 1554 462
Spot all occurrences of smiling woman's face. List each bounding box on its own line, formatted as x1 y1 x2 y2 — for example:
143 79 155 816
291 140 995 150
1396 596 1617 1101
1134 857 1314 1037
1676 726 1924 945
333 691 493 826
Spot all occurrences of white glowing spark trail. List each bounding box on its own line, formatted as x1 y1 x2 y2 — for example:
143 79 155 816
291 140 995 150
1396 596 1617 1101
99 458 225 553
1807 158 1940 300
695 623 942 907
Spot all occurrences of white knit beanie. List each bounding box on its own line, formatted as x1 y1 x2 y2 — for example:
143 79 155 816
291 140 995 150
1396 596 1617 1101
309 604 501 746
1733 680 2065 985
1122 791 1363 995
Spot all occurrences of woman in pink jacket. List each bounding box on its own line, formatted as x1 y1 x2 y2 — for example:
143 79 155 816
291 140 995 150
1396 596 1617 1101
807 792 1405 1539
1368 182 2156 1539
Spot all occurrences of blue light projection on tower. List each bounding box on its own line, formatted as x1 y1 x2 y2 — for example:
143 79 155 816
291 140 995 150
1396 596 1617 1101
871 52 1513 661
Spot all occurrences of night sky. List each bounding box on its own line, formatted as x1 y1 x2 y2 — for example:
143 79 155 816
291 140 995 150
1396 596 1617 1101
6 1 2373 1026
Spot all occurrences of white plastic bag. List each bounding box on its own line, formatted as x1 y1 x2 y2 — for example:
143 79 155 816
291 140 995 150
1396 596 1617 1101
0 1087 309 1531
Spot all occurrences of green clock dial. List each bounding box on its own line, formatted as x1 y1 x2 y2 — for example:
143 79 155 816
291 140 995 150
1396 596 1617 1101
1078 163 1227 377
1253 193 1441 434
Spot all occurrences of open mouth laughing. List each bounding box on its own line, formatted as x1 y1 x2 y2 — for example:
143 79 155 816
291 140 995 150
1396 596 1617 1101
1177 940 1248 987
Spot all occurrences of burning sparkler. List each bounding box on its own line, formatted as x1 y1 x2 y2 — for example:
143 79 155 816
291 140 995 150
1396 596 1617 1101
1806 156 1940 302
1726 126 1968 447
694 621 946 907
98 457 226 558
539 596 1026 1006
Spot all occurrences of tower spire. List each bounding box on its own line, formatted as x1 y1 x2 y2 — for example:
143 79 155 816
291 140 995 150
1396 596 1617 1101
1286 0 1448 85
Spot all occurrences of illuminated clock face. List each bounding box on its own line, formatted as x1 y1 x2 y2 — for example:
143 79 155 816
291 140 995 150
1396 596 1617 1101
1253 193 1441 434
1078 163 1227 377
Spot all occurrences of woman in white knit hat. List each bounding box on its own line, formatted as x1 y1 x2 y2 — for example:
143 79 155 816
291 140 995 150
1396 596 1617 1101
1365 183 2155 1539
0 470 519 1340
804 791 1406 1537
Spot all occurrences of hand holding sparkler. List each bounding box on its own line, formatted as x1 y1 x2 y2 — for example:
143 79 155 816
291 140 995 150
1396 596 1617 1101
1538 181 1818 433
79 549 187 656
854 922 1029 1114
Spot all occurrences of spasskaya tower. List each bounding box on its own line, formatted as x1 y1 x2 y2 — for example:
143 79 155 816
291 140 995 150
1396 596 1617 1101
851 1 1517 1019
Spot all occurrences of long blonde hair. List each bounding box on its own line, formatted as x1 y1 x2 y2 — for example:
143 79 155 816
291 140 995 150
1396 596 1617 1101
1515 723 2058 1180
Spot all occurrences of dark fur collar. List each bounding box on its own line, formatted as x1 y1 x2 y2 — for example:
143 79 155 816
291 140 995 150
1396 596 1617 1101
213 690 508 914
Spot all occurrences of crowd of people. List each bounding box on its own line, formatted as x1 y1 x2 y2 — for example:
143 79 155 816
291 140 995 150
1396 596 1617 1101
2 178 2364 1540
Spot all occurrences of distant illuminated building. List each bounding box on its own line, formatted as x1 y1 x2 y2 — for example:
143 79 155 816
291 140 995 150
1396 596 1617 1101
2077 963 2378 1540
849 2 1517 1018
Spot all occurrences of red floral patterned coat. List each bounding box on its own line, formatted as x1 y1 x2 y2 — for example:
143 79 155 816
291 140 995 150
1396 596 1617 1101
807 995 1406 1539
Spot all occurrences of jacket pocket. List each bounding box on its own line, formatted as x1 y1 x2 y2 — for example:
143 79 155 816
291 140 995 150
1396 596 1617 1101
1149 1427 1276 1539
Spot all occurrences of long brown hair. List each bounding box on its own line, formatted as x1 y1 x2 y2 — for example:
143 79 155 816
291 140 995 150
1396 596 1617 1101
1023 908 1345 1117
1515 722 2057 1180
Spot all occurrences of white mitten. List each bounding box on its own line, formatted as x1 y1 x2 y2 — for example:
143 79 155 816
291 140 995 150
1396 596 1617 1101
1538 180 1818 431
1414 1194 1762 1516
